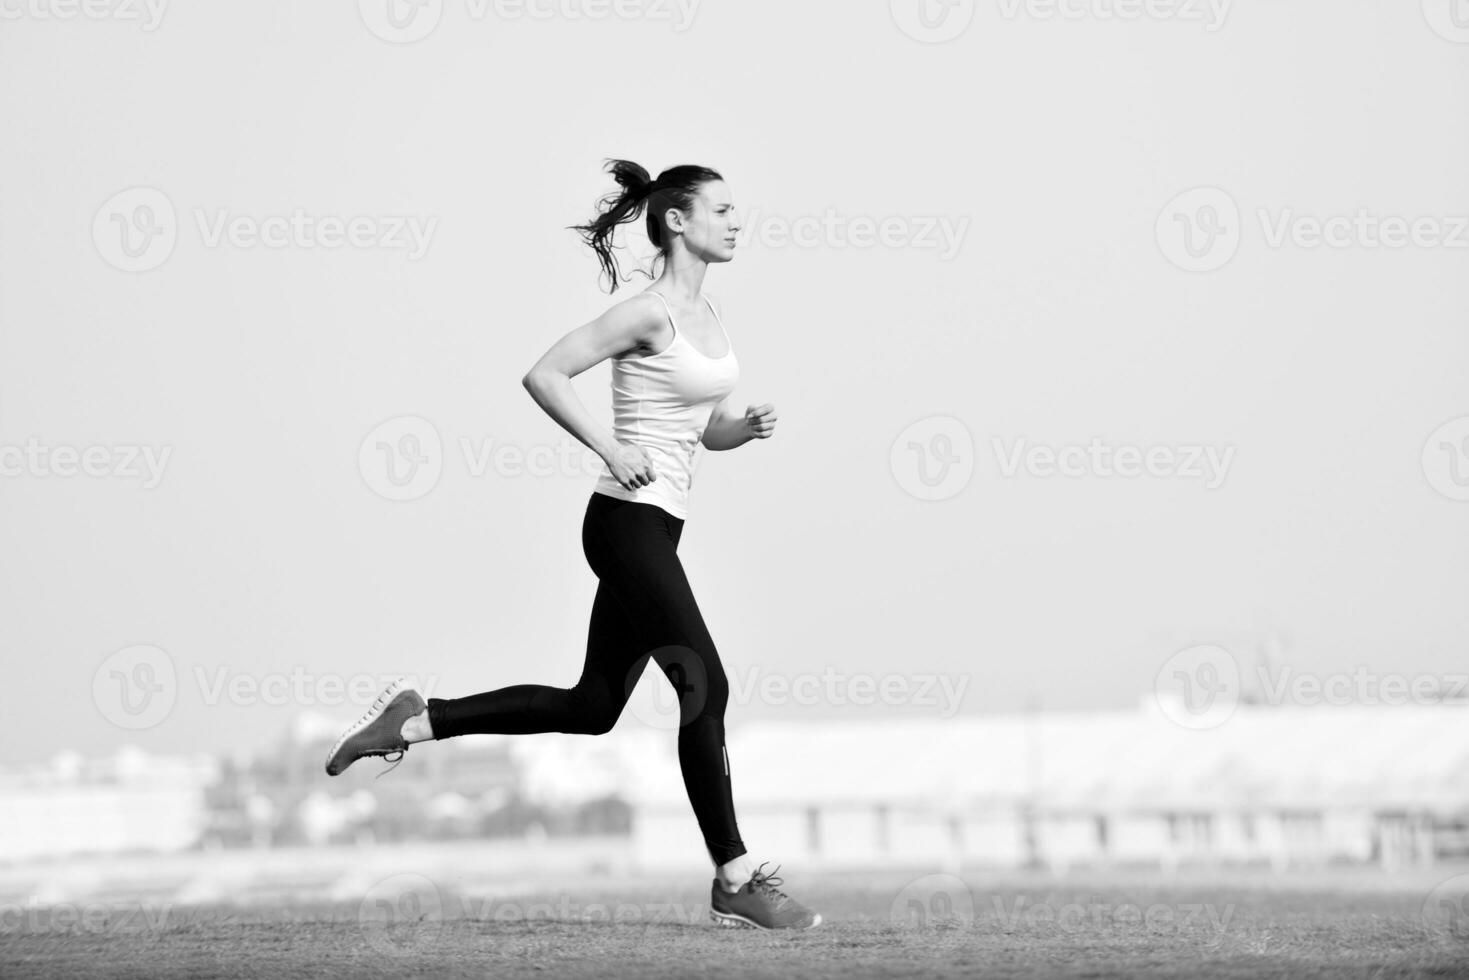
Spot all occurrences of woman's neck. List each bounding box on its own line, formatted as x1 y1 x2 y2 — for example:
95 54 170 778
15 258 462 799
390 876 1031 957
652 256 708 305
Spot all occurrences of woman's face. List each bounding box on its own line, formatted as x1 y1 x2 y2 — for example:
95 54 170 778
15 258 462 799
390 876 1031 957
668 180 740 263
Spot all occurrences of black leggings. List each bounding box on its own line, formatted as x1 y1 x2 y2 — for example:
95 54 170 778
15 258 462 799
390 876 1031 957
426 491 746 866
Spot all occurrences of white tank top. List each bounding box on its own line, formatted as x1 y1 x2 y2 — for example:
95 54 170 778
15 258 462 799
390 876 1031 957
592 291 740 520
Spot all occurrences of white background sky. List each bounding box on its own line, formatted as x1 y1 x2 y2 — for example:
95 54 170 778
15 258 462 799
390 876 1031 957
1 1 1466 760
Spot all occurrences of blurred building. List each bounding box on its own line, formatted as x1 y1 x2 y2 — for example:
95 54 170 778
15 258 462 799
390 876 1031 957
0 714 639 864
9 700 1469 877
629 699 1469 874
0 748 216 863
205 712 528 848
205 713 639 849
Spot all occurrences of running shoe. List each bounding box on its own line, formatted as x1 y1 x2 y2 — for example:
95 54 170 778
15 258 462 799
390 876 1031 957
324 677 426 776
709 863 822 930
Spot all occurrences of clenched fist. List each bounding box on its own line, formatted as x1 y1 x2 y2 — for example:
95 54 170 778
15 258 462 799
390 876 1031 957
603 441 657 490
745 403 777 439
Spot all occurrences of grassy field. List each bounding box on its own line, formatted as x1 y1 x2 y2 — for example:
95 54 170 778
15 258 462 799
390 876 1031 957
5 866 1469 979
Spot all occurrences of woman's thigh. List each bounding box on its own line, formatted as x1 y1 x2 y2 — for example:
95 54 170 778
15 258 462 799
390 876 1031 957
581 494 725 716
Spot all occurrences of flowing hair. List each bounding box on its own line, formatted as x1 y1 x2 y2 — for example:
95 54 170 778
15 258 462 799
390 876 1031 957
568 158 723 293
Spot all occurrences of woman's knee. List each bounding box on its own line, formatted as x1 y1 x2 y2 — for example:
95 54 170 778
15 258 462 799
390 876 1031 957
575 712 618 736
563 685 622 736
660 648 728 723
701 658 729 716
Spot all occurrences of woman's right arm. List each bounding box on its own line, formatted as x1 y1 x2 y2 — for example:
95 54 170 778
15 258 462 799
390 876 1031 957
521 295 660 490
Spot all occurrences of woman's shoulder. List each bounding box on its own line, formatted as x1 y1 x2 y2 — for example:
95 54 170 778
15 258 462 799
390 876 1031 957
602 290 674 359
611 289 670 315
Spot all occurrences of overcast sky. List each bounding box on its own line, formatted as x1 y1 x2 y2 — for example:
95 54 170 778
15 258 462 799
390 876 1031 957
1 1 1466 760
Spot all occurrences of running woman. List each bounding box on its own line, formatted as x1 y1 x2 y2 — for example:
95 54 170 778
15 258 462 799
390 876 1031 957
324 160 820 931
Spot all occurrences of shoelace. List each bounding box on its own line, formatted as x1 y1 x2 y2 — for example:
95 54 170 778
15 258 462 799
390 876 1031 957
374 749 405 779
747 863 790 910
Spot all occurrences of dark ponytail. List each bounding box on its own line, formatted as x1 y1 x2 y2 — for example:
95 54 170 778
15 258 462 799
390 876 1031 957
569 158 724 293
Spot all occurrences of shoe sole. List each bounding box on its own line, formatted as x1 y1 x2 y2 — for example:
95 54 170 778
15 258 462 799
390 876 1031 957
324 677 411 776
709 909 823 930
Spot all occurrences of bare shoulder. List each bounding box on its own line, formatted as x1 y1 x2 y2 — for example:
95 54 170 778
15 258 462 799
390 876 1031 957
590 293 666 358
524 291 671 379
601 290 669 358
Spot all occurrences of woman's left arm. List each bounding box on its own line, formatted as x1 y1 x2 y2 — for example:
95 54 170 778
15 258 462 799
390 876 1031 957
702 396 777 451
